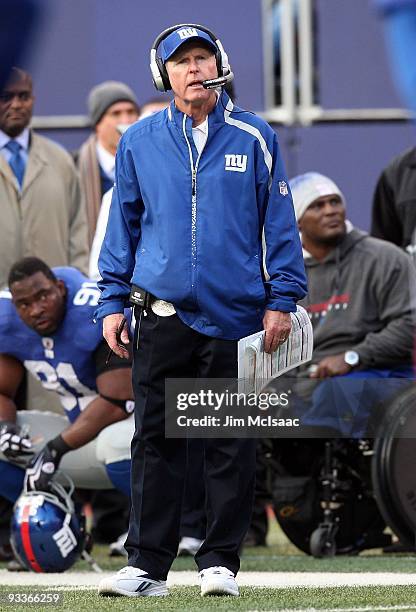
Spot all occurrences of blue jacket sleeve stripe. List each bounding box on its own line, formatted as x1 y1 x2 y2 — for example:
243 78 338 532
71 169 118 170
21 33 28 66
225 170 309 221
262 138 307 311
224 101 306 310
223 100 273 176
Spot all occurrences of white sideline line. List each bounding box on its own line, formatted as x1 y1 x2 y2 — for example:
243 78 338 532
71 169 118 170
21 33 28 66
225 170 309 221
2 570 416 589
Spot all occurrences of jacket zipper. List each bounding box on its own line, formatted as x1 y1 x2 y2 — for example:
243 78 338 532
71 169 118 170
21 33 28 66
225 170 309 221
183 114 202 302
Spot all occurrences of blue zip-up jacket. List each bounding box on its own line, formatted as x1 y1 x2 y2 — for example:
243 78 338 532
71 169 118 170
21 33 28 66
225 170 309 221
96 92 307 340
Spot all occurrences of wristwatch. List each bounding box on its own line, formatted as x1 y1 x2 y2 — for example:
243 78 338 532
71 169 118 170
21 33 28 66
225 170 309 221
344 350 360 367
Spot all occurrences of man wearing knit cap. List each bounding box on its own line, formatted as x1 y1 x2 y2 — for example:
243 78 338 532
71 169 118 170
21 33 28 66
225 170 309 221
75 81 139 246
289 172 415 437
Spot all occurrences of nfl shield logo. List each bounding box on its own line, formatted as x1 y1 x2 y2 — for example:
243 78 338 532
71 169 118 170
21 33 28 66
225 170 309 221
279 181 288 196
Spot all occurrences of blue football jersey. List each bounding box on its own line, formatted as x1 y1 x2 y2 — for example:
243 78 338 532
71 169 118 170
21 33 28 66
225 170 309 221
0 267 104 423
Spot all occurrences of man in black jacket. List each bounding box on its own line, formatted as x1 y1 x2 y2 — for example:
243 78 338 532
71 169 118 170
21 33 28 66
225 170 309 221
371 146 416 256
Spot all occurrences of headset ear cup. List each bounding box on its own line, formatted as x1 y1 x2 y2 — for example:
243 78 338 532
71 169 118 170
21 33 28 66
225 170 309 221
150 49 171 92
150 51 165 92
216 51 224 78
215 39 231 79
156 57 171 91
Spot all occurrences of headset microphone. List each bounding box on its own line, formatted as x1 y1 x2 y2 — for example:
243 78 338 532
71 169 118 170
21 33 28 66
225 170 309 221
202 71 235 89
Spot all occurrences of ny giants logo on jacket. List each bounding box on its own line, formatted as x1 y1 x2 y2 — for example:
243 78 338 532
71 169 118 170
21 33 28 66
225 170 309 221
224 154 247 173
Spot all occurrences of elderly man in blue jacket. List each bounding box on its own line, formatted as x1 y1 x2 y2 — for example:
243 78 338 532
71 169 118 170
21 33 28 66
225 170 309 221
96 24 306 598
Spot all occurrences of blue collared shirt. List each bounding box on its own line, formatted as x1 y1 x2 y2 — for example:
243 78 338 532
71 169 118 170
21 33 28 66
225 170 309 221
0 128 30 168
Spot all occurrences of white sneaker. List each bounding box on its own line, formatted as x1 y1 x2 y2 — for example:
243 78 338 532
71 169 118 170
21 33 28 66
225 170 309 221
98 566 168 597
108 531 128 557
177 536 204 557
199 566 239 597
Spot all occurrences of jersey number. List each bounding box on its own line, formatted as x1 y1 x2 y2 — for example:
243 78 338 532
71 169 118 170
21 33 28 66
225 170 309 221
24 360 96 414
73 282 100 306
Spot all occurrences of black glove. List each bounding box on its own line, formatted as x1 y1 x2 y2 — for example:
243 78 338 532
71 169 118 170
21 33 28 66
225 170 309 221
0 421 33 461
24 435 72 492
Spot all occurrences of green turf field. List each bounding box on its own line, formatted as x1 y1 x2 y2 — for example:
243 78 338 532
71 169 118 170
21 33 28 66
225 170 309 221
1 585 416 612
1 520 416 611
69 544 416 574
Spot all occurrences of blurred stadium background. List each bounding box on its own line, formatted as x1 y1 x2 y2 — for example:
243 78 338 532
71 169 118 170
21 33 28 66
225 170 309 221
23 0 414 233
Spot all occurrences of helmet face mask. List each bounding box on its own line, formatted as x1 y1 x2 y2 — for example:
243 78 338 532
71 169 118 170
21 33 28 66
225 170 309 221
10 481 86 573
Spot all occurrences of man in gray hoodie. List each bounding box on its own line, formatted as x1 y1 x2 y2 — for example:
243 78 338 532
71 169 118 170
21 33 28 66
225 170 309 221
289 172 415 437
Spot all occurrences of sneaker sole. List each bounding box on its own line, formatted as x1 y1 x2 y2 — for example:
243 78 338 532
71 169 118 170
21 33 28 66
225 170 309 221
98 581 168 597
201 584 239 597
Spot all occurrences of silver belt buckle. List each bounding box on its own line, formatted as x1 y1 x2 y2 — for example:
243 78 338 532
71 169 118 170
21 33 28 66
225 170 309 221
151 299 176 317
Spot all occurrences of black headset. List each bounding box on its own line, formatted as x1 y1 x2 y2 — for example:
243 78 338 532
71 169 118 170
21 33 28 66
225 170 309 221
150 24 234 92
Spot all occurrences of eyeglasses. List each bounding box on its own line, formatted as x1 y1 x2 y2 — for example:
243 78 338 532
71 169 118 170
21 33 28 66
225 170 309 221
0 91 32 103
